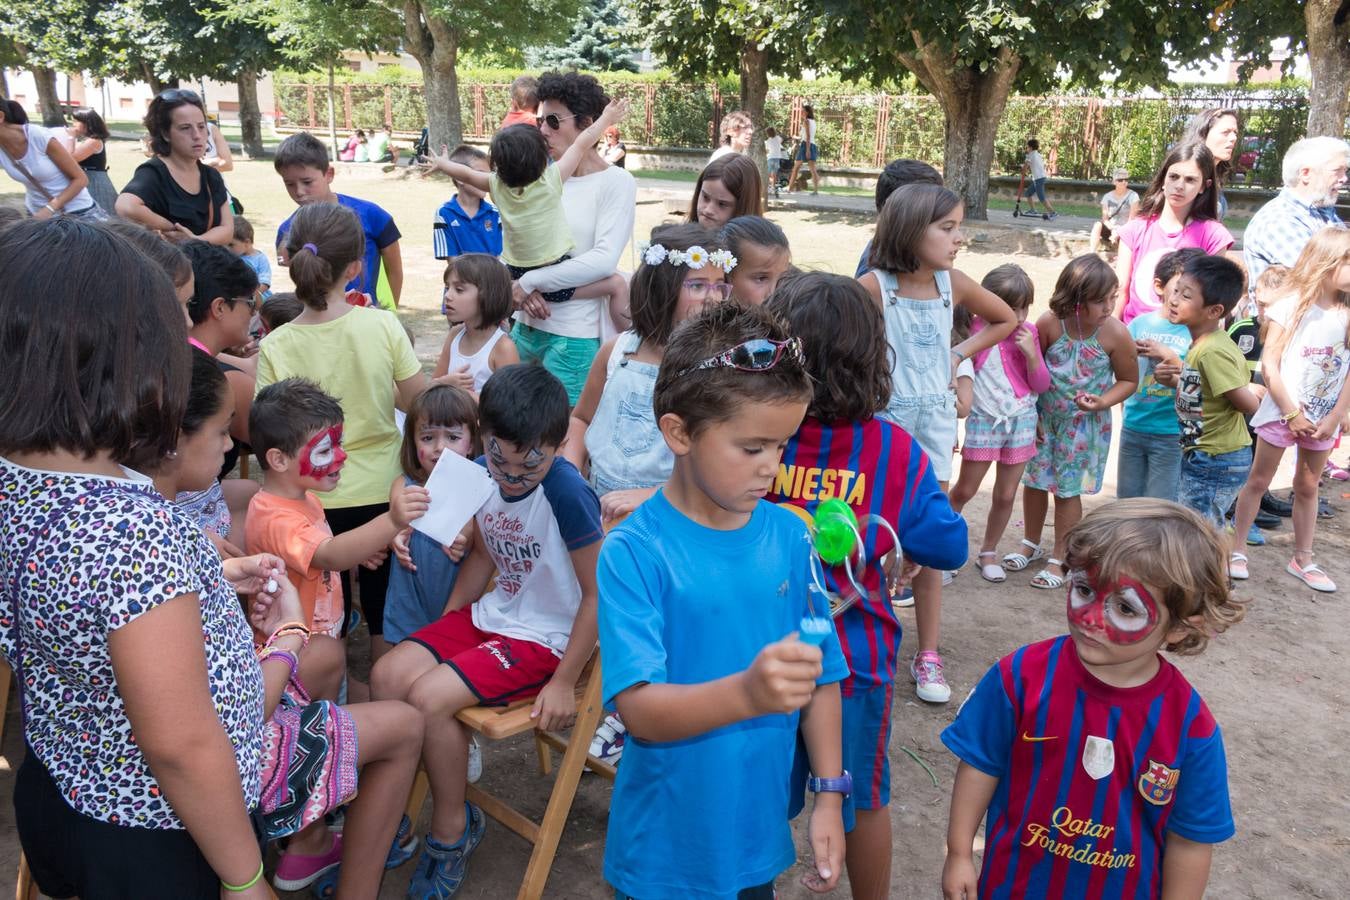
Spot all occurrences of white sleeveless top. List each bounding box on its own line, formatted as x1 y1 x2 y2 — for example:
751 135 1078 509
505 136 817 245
449 327 506 392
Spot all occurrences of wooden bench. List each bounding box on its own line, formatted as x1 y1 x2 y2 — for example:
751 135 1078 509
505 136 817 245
404 656 615 900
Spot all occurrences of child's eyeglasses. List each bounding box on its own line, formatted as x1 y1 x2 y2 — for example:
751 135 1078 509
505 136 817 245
535 113 579 130
232 295 258 312
683 280 733 301
672 337 804 379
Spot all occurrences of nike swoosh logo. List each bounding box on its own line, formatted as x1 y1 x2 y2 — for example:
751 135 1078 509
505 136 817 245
1021 732 1057 742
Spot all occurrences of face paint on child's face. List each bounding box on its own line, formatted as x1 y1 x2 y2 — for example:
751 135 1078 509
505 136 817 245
485 436 550 495
300 425 347 479
1066 568 1160 645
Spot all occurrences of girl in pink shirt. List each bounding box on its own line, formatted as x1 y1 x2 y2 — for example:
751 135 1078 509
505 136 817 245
1114 142 1233 323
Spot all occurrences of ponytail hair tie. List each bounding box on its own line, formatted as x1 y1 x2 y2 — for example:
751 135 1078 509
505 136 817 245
302 242 319 255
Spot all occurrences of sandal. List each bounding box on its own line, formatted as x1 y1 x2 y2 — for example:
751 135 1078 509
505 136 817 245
1229 552 1249 581
977 551 1006 583
1002 539 1044 572
1030 559 1066 590
1288 556 1337 593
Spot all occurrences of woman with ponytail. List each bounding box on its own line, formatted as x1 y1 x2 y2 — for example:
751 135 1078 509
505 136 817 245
255 203 434 663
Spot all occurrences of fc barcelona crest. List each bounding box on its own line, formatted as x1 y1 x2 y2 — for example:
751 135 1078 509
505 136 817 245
1138 759 1179 806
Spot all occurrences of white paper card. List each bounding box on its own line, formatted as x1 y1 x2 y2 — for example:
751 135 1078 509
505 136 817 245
411 451 495 546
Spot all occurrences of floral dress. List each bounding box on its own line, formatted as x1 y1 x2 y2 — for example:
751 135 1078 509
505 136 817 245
1022 322 1114 498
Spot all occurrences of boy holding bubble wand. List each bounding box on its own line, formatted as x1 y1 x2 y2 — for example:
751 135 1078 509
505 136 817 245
598 304 847 899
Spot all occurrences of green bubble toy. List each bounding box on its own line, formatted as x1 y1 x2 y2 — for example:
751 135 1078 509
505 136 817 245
803 500 902 626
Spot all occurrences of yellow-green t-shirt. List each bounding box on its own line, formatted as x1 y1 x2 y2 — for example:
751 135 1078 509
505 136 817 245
488 165 573 267
1175 329 1252 456
255 306 422 508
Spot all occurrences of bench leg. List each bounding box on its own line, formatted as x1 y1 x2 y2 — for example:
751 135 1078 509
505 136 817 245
16 851 35 900
534 732 552 776
405 766 430 827
516 672 606 900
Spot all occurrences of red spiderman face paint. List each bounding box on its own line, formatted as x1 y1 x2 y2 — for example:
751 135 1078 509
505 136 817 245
1066 568 1160 645
300 425 347 479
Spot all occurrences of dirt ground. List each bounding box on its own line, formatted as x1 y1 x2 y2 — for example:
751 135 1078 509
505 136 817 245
2 153 1348 898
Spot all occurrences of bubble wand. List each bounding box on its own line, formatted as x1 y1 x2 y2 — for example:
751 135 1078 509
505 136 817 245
798 498 901 644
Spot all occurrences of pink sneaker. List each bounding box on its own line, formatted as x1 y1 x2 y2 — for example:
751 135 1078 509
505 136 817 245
273 832 343 891
1325 460 1350 482
911 650 951 703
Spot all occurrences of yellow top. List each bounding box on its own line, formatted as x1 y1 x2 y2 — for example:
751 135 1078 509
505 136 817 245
489 165 573 267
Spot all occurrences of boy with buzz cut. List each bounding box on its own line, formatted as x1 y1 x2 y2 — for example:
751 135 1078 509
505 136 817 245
247 378 430 640
942 499 1243 900
599 303 848 900
371 364 603 900
1155 254 1259 529
273 132 404 308
432 144 502 261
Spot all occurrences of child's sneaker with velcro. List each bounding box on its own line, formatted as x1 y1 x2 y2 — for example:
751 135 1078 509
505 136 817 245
407 802 485 900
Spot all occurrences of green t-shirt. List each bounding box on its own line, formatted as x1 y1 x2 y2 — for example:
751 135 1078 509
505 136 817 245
489 165 573 267
1175 329 1252 456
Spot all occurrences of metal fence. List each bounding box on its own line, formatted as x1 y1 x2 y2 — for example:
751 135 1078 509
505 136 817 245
275 80 1313 187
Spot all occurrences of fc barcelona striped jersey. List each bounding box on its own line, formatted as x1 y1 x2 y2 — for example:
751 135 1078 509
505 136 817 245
942 636 1235 899
769 416 967 692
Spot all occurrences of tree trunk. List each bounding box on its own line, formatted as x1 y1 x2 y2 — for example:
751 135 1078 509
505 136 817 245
900 43 1021 220
236 67 265 159
31 66 65 126
141 63 170 97
0 69 9 101
1304 0 1350 138
327 61 339 160
403 3 463 151
740 39 769 168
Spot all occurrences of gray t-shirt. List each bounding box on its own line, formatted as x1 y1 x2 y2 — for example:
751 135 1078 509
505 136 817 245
1101 189 1139 229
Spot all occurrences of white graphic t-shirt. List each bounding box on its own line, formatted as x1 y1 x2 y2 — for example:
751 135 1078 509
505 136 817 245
471 457 603 654
1251 296 1350 428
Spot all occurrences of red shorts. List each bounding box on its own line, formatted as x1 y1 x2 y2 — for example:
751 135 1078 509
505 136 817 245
408 606 560 706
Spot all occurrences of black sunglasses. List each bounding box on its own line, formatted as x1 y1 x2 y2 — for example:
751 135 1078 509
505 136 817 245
535 112 579 130
159 88 203 105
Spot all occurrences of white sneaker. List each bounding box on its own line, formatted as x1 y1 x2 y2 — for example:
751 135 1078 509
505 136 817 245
588 713 627 765
467 735 483 784
891 587 915 609
941 570 956 586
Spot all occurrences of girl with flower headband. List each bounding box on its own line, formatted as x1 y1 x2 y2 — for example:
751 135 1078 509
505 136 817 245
564 222 736 763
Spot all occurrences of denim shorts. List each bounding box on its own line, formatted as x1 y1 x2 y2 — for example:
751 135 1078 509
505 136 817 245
1178 445 1252 527
1116 427 1182 501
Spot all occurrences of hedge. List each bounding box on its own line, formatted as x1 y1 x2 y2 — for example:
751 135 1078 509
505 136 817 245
274 69 1313 187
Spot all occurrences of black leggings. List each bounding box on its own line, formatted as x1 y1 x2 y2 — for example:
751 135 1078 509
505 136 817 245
326 501 393 637
15 750 218 899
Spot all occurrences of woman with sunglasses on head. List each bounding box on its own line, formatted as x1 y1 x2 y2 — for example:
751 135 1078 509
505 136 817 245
0 99 102 221
117 88 234 245
1181 107 1241 220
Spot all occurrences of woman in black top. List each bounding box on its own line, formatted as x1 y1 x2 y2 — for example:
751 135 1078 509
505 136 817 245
116 89 233 245
68 108 118 216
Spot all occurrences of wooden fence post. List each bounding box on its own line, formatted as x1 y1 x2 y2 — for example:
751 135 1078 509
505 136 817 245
711 83 722 148
305 85 315 128
644 84 656 146
384 85 393 128
842 109 853 165
873 94 891 168
473 84 485 137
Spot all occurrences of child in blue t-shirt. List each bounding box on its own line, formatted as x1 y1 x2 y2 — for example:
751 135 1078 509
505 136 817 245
941 499 1242 900
1119 248 1203 502
272 132 404 309
432 144 503 261
598 303 848 900
229 215 273 300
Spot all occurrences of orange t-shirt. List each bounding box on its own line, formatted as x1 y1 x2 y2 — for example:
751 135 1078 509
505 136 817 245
246 490 343 637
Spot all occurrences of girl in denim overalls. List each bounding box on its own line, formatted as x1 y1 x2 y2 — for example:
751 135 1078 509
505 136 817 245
860 183 1017 703
564 222 738 760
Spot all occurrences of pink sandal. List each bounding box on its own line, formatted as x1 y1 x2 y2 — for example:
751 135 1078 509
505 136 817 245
1288 556 1336 593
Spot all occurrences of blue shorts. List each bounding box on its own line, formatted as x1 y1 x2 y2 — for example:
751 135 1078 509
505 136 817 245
1178 445 1252 527
794 142 818 162
788 681 893 832
1024 177 1048 204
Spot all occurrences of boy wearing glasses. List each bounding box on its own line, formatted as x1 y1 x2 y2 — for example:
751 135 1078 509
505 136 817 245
1091 168 1140 254
598 303 848 899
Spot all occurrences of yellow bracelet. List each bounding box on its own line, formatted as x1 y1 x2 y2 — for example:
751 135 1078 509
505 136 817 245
221 860 264 892
1281 408 1302 423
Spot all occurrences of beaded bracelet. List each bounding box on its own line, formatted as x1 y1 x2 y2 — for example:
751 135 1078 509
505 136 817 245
258 647 299 681
266 621 311 650
1281 408 1302 423
221 860 264 893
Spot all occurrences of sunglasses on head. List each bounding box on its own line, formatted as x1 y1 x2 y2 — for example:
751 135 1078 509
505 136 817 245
159 88 202 105
536 112 579 130
671 337 804 380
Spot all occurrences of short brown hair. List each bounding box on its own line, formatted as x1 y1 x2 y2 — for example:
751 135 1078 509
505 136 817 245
981 263 1034 312
688 154 764 223
285 204 366 310
400 384 481 479
250 378 344 470
0 219 188 470
1048 254 1118 319
765 271 891 421
1064 498 1244 654
274 132 330 173
232 215 254 244
144 89 206 157
443 253 513 328
868 183 962 273
630 223 724 346
654 303 811 436
510 75 539 111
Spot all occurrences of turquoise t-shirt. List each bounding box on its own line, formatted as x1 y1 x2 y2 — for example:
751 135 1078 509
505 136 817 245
1124 312 1192 435
598 490 849 900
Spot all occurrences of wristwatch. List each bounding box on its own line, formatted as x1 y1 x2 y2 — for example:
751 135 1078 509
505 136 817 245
807 770 853 798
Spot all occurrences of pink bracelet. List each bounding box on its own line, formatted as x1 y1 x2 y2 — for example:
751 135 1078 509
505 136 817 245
258 648 299 681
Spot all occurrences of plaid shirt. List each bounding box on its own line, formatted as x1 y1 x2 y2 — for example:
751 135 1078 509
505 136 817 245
1243 188 1343 297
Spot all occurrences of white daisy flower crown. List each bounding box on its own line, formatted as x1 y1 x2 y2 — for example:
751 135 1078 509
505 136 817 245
639 242 738 273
